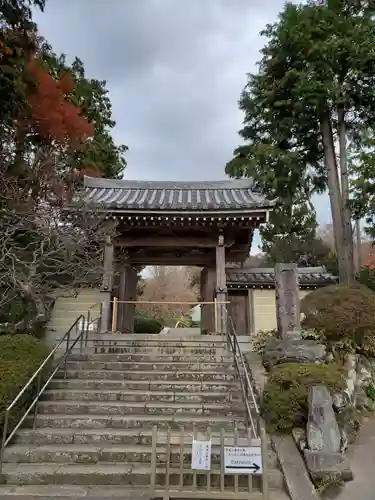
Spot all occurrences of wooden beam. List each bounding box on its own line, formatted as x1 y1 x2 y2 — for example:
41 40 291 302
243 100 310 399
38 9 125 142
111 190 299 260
115 236 235 248
129 255 216 266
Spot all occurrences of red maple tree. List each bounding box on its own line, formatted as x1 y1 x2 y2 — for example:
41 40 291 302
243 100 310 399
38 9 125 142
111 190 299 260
25 57 93 147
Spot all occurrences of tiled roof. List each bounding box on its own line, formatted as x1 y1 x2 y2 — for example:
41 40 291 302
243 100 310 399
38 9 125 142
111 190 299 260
226 266 337 288
83 177 272 212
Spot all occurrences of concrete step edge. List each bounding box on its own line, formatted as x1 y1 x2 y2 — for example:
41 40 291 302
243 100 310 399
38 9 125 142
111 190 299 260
28 413 245 421
37 400 242 409
42 389 241 396
49 379 237 386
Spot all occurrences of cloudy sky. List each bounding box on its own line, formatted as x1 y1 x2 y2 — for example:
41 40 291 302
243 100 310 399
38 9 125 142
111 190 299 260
34 0 330 252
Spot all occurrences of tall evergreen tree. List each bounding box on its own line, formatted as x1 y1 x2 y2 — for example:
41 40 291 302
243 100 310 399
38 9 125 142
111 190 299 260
226 0 375 284
260 199 330 266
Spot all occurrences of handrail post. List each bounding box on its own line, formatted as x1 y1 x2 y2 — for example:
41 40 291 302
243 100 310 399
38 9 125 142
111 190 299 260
80 317 85 354
65 325 71 354
64 327 71 379
85 309 90 349
260 419 269 499
32 370 42 429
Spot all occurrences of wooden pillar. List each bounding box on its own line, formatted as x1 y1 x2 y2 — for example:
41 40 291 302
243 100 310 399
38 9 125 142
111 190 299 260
117 265 137 333
100 235 114 333
117 269 126 332
200 267 216 333
215 234 227 334
275 263 301 339
122 265 137 333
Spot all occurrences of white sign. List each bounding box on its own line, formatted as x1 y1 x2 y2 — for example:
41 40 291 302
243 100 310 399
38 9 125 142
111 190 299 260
191 440 212 471
224 446 262 475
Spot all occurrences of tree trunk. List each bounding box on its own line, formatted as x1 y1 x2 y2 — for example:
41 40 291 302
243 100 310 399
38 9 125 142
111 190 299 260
338 105 355 283
320 114 350 284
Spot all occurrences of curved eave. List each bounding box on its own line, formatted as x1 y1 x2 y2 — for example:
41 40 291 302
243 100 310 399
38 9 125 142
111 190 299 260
78 176 275 214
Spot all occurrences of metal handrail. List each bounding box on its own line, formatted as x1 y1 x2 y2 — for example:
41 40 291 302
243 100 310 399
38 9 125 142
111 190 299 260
84 315 101 348
221 306 260 438
0 314 86 473
86 303 101 336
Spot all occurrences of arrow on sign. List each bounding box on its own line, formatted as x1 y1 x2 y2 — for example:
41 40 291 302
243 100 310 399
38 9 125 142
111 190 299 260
226 463 261 473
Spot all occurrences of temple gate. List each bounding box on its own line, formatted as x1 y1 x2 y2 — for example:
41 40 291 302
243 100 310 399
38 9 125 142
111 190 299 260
79 176 272 334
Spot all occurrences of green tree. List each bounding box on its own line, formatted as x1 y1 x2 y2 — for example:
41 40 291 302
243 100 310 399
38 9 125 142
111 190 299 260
0 0 45 27
350 129 375 238
40 43 127 179
226 0 375 285
0 1 43 138
260 197 330 266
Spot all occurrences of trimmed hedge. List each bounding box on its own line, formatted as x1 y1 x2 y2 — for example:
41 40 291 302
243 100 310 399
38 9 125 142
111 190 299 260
134 317 162 334
301 283 375 356
0 335 51 441
262 363 344 433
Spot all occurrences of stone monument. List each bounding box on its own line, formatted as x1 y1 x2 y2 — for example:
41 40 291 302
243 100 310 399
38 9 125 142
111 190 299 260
275 262 301 339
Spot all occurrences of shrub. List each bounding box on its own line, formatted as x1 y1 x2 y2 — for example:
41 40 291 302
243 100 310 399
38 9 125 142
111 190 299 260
252 328 324 356
252 329 278 355
301 284 375 356
357 266 375 292
0 335 51 441
262 363 343 433
134 317 162 334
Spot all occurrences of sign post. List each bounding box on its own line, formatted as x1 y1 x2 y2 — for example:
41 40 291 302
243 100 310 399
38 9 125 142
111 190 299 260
191 440 211 471
224 446 262 475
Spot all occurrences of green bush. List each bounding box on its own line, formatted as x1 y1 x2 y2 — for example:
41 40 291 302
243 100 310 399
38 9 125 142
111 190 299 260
301 284 375 356
262 363 343 433
252 329 278 355
252 328 324 356
134 317 162 334
0 335 51 441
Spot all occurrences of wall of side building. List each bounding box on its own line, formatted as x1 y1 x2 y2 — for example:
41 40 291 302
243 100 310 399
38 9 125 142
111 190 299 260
45 288 101 349
252 288 310 332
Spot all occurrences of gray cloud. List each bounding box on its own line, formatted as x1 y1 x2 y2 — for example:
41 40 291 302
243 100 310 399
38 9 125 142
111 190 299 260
34 0 330 246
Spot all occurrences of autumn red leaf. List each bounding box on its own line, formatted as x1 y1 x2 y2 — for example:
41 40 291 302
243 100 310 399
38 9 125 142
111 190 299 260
26 58 93 146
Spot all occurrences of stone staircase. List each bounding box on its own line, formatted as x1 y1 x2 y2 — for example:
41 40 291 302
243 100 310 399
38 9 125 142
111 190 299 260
0 336 288 499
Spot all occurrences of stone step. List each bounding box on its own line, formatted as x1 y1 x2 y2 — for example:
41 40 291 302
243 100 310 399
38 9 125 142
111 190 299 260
0 484 152 500
63 360 234 372
48 379 236 392
28 414 246 432
3 444 278 468
0 484 290 500
88 346 229 356
67 353 233 363
14 428 260 447
1 462 284 490
56 370 234 382
41 389 241 403
89 334 227 342
90 339 228 348
36 400 244 417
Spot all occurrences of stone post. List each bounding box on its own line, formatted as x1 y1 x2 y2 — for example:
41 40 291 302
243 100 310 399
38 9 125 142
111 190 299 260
274 263 301 339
